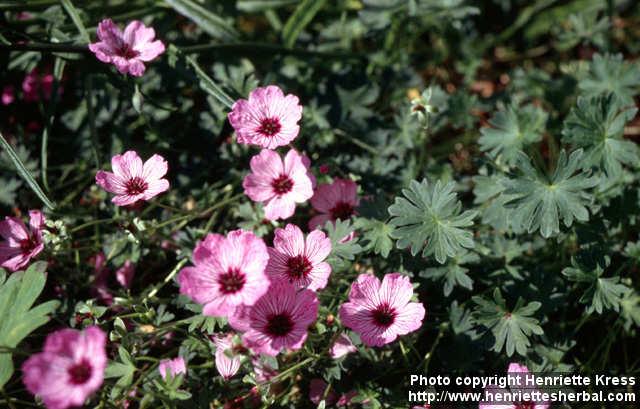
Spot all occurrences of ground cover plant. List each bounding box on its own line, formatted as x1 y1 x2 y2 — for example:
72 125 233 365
1 0 640 408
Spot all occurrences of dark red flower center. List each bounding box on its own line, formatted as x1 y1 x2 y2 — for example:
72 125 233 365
257 117 281 137
515 402 535 409
329 201 355 221
271 174 294 195
125 177 148 196
19 236 38 254
118 44 139 59
265 313 294 337
68 360 93 385
286 255 313 280
371 303 396 328
218 268 246 294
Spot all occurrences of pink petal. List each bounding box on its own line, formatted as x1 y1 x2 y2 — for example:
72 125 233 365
273 224 305 257
95 170 126 195
111 151 143 180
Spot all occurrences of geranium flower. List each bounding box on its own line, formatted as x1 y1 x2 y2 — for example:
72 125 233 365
89 19 165 77
339 273 425 347
228 85 303 149
266 223 332 291
22 326 107 409
243 149 314 221
158 357 187 380
479 363 549 409
0 210 45 272
213 334 241 380
178 230 270 317
95 150 169 206
22 69 56 102
2 85 14 105
309 178 359 230
115 261 135 288
229 281 318 356
329 333 357 359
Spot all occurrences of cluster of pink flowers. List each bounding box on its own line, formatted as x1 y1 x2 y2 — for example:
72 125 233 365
170 85 426 391
7 54 426 405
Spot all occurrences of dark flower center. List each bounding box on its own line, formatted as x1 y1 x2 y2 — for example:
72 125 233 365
329 201 355 221
218 268 246 294
286 255 313 280
257 117 281 137
515 402 535 409
118 44 139 59
19 236 37 254
271 174 294 195
68 360 93 385
371 303 396 328
125 176 148 196
265 313 294 337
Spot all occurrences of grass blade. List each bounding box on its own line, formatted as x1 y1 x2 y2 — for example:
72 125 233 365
282 0 327 48
0 133 56 210
165 0 239 40
237 0 298 12
60 0 90 43
184 54 235 109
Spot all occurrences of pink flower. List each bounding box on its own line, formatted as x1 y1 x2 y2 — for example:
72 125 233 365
339 273 425 347
22 69 56 102
243 149 314 221
22 326 107 409
309 179 359 230
89 19 165 77
0 210 45 272
229 281 319 356
2 85 14 105
213 334 241 380
228 85 303 149
479 363 549 409
266 224 332 291
158 357 187 380
115 261 135 288
329 333 357 359
178 230 270 317
309 378 338 406
95 151 169 206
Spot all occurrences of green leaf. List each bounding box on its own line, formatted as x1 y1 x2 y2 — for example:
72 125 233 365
388 179 477 264
503 149 598 238
473 288 544 357
60 0 90 43
561 93 638 178
578 53 640 106
479 104 548 166
104 346 136 388
620 291 640 330
282 0 328 48
0 133 55 209
420 250 478 296
324 219 363 271
0 262 59 388
562 259 631 315
354 218 394 258
165 0 239 40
